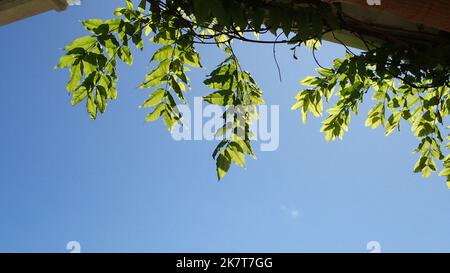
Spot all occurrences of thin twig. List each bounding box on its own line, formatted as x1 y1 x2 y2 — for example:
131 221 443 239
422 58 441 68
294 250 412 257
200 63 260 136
312 40 326 69
273 33 283 82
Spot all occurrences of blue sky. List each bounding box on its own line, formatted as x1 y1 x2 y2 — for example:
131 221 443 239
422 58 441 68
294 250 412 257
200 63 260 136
0 0 449 253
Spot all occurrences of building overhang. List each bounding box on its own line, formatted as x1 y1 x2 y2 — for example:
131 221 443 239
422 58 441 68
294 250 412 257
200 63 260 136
321 0 450 50
0 0 71 26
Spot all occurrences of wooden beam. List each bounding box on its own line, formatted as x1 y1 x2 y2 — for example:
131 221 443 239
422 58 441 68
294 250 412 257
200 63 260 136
331 0 450 32
0 0 68 26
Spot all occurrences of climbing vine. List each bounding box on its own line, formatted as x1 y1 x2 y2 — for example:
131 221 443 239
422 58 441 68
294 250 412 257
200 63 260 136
57 0 449 186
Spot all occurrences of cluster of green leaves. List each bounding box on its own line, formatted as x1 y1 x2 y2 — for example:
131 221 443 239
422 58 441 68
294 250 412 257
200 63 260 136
140 27 203 130
203 45 264 179
58 0 449 186
188 0 339 37
56 0 152 119
292 51 450 188
57 0 340 180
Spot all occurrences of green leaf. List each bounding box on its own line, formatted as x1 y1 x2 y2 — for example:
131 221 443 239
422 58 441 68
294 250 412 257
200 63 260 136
216 152 231 180
145 103 166 122
151 30 177 45
226 142 245 168
96 85 108 113
145 24 152 36
65 36 97 51
71 86 88 106
118 46 133 65
422 166 432 178
214 123 230 138
365 102 385 129
281 10 292 37
171 83 186 104
138 0 146 11
301 76 322 87
140 59 170 88
203 90 235 106
204 63 237 90
250 7 264 32
87 92 97 120
105 18 121 30
126 0 133 9
385 111 402 136
163 111 177 131
413 156 427 173
56 54 77 69
209 0 229 25
193 0 211 25
306 39 321 50
151 45 174 61
108 85 118 100
142 88 166 108
66 62 82 92
103 36 120 58
235 139 256 159
183 51 202 68
439 168 450 177
248 91 265 105
82 19 104 32
316 67 333 77
212 139 228 159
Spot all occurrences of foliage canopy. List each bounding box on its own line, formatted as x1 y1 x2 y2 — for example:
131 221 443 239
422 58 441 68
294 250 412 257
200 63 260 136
57 0 450 187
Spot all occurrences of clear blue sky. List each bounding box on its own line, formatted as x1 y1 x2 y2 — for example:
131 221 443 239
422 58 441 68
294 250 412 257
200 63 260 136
0 0 449 253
